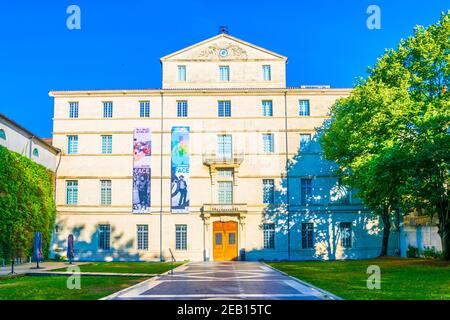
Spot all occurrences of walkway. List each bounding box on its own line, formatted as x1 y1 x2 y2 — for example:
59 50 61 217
104 261 340 300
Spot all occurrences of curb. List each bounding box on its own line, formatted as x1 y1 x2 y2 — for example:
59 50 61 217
262 262 343 300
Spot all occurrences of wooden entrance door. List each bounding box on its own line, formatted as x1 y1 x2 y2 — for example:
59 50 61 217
213 221 238 261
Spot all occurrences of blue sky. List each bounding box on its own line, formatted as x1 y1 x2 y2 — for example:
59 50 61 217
0 0 448 137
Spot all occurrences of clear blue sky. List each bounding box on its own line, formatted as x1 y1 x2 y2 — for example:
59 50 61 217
0 0 448 137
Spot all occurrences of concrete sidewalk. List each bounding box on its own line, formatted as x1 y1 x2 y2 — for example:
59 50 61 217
103 261 340 300
0 261 89 276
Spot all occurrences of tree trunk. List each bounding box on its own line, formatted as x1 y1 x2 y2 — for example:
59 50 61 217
380 207 391 256
437 203 450 261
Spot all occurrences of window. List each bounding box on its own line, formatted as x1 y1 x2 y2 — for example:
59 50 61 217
175 224 187 250
101 135 112 154
218 181 233 204
263 179 275 204
218 100 231 117
339 222 352 248
66 180 78 205
300 134 311 152
177 101 188 117
262 65 271 81
263 223 275 249
32 148 39 157
100 180 112 205
262 100 273 117
301 223 314 249
0 129 5 140
262 133 274 153
219 66 230 81
69 102 79 118
67 135 78 154
99 224 111 250
300 178 312 205
228 233 236 245
299 100 310 116
178 65 186 82
215 233 222 245
140 101 150 118
217 135 232 159
103 102 113 118
217 169 233 178
137 225 148 250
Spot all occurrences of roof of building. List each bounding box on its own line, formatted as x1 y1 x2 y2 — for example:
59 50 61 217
0 113 60 154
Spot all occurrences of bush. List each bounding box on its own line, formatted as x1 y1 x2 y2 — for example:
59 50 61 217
0 146 56 261
407 245 419 258
422 246 443 260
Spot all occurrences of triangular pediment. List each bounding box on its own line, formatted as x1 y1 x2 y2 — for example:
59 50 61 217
160 34 287 62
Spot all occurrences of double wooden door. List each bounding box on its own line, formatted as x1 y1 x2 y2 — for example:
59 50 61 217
213 221 238 261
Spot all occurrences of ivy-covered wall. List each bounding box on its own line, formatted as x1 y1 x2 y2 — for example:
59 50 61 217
0 146 56 262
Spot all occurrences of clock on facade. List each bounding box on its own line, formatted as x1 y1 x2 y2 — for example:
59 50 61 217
219 49 228 57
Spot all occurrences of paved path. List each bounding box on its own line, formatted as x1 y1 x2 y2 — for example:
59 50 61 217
0 262 89 276
104 261 339 300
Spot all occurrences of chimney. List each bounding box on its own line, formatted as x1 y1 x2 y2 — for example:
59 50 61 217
219 25 229 34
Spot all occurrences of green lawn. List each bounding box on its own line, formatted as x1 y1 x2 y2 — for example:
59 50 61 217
269 257 450 300
0 275 146 300
52 261 184 274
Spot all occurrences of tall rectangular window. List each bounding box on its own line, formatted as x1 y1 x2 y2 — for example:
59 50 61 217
137 225 148 250
263 223 275 249
262 100 273 117
339 222 352 248
103 102 113 118
69 102 79 118
177 101 188 117
218 100 231 117
262 133 274 153
217 135 232 159
101 135 112 154
140 101 150 118
300 134 312 152
299 100 310 116
99 224 111 250
301 178 312 205
100 180 112 205
66 180 78 205
67 135 78 154
218 181 233 204
219 66 230 81
178 65 186 82
263 179 275 204
301 223 314 249
262 65 271 81
175 224 187 250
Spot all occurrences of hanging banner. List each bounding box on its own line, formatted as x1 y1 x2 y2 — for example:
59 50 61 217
132 128 151 213
171 126 190 213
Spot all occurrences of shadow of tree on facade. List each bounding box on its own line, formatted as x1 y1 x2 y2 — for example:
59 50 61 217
247 132 398 261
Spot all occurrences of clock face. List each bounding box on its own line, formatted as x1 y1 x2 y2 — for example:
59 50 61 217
219 49 228 57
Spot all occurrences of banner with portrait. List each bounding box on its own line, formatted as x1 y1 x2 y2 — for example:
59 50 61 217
171 126 190 213
132 128 151 213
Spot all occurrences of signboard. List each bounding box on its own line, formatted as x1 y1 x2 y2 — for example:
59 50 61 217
132 128 151 213
171 126 190 213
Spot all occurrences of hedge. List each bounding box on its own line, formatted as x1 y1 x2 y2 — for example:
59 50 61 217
0 146 56 262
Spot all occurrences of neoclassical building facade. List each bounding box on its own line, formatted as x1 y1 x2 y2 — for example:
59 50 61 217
50 33 398 261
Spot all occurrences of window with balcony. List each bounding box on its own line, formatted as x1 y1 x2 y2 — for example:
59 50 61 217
217 135 232 159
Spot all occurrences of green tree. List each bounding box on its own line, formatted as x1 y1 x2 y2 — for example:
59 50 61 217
321 12 450 259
